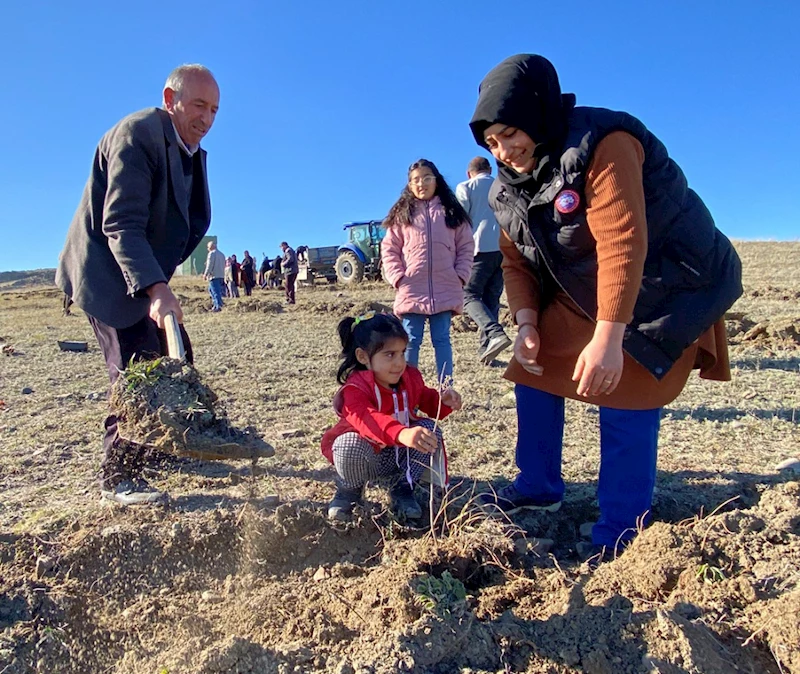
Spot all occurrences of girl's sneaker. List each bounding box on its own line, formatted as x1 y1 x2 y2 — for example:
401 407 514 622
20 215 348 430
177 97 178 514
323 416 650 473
389 482 423 522
327 485 363 521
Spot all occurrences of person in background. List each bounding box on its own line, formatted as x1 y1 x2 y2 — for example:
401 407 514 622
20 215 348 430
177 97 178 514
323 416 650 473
268 255 282 288
381 159 474 382
456 156 512 365
240 250 256 296
251 251 259 283
224 256 237 298
321 312 462 522
228 253 241 297
55 63 220 504
203 240 225 312
258 252 271 288
469 54 742 563
281 241 298 304
222 257 231 297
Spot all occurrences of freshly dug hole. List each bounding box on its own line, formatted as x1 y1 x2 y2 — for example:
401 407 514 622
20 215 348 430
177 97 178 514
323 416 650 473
110 357 274 460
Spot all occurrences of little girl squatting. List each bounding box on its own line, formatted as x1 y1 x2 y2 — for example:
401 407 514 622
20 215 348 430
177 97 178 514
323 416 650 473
321 312 463 522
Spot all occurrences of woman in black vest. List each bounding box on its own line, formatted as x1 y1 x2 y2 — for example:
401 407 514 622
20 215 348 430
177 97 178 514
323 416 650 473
469 54 742 563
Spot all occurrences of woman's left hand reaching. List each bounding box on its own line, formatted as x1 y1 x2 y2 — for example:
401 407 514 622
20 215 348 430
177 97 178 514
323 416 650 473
572 320 626 397
440 388 463 411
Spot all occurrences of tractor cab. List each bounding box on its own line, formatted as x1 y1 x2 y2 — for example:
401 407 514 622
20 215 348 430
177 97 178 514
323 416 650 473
335 220 386 284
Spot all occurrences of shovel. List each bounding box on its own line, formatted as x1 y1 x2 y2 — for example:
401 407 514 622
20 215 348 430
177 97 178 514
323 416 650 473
163 312 186 360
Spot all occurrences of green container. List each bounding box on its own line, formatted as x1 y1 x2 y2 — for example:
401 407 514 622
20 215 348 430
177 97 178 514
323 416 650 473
178 235 217 276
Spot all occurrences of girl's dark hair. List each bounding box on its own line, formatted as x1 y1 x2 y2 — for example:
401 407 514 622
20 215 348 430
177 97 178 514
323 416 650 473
336 313 409 384
384 158 471 230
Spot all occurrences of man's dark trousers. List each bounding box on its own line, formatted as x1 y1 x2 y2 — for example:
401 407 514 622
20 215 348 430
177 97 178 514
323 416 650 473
88 315 194 486
463 251 506 352
285 272 298 304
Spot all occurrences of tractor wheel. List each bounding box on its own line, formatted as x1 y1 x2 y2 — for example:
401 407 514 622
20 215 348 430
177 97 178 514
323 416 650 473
336 251 365 285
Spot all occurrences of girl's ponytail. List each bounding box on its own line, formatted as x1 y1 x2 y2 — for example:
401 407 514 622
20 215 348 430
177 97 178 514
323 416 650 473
338 316 356 347
336 316 360 384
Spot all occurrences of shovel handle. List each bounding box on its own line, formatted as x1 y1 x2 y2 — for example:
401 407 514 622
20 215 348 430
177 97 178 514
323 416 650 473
163 312 186 360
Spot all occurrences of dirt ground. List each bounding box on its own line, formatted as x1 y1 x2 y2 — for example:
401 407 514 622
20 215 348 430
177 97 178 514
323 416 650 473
1 241 798 674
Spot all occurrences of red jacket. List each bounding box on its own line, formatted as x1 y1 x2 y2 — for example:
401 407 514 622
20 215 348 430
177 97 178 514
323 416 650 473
320 367 452 463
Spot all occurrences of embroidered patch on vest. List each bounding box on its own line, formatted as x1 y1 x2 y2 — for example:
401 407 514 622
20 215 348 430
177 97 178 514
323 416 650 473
555 189 580 214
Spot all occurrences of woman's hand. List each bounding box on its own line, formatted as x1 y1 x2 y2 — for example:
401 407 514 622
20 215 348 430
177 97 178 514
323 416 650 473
397 426 438 454
514 323 543 375
440 388 462 411
572 320 625 396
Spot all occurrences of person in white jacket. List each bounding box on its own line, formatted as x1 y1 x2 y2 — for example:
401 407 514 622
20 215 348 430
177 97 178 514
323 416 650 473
203 240 226 311
456 157 512 364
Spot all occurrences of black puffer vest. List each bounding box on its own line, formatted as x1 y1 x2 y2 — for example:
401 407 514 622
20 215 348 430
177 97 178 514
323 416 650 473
490 106 742 380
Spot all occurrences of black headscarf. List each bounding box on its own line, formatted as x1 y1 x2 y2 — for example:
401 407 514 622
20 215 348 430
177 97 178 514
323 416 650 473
469 54 576 187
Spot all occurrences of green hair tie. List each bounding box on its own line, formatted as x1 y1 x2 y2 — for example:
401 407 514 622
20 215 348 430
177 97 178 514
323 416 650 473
352 310 377 330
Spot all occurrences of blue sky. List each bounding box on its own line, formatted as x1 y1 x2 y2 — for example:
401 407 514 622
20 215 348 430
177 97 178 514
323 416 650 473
1 0 797 271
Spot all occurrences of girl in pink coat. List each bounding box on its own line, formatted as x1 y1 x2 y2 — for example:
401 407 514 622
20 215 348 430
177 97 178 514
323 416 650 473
381 159 474 381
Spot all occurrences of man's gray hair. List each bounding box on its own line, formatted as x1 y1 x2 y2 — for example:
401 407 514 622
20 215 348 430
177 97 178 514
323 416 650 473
164 64 215 99
468 156 492 175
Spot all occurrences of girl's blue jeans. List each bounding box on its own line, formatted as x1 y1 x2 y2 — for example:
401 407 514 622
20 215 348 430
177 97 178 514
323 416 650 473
514 384 660 549
400 311 453 381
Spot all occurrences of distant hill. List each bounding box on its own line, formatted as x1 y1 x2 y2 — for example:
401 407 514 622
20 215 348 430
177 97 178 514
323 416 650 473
0 268 57 289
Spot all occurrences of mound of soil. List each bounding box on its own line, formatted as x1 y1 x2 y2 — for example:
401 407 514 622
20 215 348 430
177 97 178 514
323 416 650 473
1 479 797 673
451 315 478 333
110 358 273 460
725 311 757 340
230 298 284 314
738 317 800 347
725 311 800 347
178 295 211 314
452 309 514 334
747 285 800 301
304 299 392 318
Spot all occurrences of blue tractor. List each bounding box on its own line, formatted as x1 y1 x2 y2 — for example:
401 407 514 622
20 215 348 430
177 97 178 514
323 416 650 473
335 220 386 285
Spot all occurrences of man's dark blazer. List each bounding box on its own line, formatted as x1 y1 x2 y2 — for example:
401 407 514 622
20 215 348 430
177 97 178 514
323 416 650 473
56 107 211 329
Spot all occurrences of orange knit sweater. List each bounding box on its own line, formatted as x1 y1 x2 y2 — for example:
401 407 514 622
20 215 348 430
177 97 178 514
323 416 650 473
501 131 730 409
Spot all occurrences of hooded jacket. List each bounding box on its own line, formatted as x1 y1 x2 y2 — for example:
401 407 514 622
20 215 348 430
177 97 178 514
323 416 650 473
320 367 452 463
381 196 474 316
469 55 742 379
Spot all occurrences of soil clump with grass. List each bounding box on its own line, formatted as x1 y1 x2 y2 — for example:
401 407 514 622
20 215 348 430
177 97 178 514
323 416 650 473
110 357 273 460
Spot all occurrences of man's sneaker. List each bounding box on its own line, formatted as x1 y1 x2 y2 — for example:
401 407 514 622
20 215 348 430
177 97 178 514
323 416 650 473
389 482 423 522
478 483 561 515
481 333 512 364
101 477 168 505
327 485 364 521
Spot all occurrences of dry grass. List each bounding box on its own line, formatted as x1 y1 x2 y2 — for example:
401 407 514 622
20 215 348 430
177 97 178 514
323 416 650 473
0 241 798 673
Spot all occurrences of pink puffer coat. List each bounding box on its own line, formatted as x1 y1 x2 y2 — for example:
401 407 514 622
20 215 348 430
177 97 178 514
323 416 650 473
381 197 474 316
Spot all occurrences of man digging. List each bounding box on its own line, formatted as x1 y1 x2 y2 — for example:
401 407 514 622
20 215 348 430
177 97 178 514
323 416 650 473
56 64 220 505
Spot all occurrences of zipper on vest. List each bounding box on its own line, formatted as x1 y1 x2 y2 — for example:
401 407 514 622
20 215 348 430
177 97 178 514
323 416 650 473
524 202 597 326
496 188 597 322
679 261 701 277
496 189 529 223
425 202 435 311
